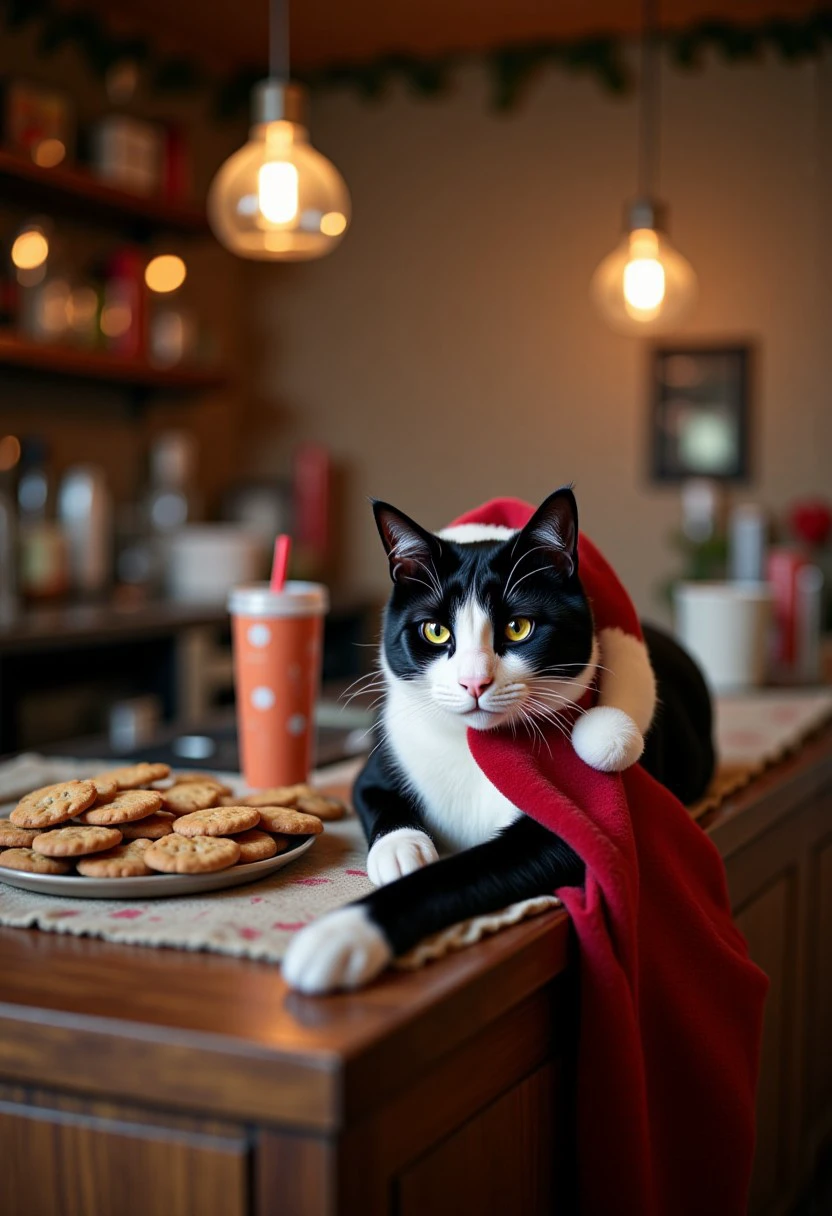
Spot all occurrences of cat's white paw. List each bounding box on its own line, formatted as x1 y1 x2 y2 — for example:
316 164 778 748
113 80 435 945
282 906 392 995
571 706 644 772
367 827 439 887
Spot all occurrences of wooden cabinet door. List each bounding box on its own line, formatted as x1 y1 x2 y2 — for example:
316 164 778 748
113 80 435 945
0 1097 250 1216
397 1062 562 1216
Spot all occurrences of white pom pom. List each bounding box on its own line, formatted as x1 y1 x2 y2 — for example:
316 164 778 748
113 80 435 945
571 706 644 773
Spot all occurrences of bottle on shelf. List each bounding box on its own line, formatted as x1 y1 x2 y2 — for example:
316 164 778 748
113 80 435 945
100 246 147 357
16 437 68 601
57 465 113 598
0 459 19 620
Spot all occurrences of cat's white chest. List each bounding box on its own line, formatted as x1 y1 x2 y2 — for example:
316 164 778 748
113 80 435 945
382 689 520 853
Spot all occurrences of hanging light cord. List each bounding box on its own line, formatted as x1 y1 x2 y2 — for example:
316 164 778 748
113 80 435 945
638 0 661 199
269 0 290 82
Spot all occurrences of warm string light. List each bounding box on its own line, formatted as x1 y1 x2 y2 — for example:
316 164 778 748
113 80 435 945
11 228 49 273
145 254 187 293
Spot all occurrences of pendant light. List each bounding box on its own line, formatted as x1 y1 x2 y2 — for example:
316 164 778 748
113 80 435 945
208 0 350 261
591 0 696 333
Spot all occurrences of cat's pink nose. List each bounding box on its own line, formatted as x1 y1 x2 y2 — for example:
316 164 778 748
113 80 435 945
459 675 493 700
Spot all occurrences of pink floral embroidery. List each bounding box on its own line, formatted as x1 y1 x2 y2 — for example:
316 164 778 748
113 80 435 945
345 868 367 877
273 921 307 930
109 909 143 919
46 909 78 919
237 927 261 941
249 896 263 904
292 876 331 886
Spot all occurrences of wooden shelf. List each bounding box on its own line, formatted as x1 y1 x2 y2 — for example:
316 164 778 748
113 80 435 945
0 332 225 393
0 149 209 237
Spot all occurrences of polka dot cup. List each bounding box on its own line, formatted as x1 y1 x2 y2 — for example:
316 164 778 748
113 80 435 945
229 582 329 788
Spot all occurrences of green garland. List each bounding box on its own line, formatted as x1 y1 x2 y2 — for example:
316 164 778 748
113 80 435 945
2 0 832 120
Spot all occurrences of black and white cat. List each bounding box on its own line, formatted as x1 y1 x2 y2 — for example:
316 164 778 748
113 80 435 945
282 489 714 994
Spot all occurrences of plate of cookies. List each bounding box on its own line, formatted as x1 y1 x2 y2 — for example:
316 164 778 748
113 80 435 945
0 765 347 899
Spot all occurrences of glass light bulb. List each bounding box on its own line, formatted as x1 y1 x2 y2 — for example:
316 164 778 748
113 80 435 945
208 111 350 261
592 220 697 335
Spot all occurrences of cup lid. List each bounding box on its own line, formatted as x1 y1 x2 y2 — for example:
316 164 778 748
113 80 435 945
228 581 329 618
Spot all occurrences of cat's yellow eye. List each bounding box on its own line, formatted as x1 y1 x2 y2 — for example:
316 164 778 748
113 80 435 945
505 617 533 643
421 621 451 645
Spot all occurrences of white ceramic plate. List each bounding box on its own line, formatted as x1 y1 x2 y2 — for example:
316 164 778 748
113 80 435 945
0 835 315 900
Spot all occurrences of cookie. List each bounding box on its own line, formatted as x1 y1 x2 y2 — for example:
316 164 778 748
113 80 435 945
77 789 162 825
0 847 71 875
89 774 118 802
144 834 240 874
162 782 221 816
10 780 97 829
32 825 122 858
119 812 175 840
236 785 346 821
296 792 347 822
172 806 260 837
77 839 153 878
234 828 283 864
236 784 309 808
0 818 40 848
253 805 324 835
172 773 232 794
91 763 171 790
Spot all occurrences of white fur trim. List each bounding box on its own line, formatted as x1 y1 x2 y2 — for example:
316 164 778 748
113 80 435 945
437 523 517 544
596 627 657 734
282 906 392 994
367 828 439 887
571 705 645 772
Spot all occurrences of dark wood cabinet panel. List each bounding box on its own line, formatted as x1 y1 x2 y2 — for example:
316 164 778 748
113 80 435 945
734 873 797 1212
720 767 832 1216
807 830 832 1124
0 1098 250 1216
397 1063 559 1216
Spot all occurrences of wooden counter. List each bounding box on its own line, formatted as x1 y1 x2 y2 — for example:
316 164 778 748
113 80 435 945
0 728 830 1216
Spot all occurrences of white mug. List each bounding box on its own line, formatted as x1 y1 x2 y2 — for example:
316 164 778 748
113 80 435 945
673 581 772 692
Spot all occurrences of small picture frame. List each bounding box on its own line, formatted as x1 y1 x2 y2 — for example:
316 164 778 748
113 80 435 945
649 344 751 482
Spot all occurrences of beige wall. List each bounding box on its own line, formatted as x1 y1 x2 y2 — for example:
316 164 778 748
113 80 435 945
246 53 832 618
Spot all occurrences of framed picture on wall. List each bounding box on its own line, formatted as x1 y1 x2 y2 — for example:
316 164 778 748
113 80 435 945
649 344 751 482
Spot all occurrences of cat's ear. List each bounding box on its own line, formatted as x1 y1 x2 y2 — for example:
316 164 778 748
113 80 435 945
372 501 441 586
516 487 579 577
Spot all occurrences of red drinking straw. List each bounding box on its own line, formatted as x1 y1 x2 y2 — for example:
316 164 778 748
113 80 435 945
270 534 291 592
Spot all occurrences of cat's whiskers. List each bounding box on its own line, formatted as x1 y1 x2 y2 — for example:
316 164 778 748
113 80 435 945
535 660 615 677
503 543 549 602
529 682 590 714
387 538 443 600
515 703 553 758
340 676 388 711
505 564 556 597
524 698 574 745
340 667 384 697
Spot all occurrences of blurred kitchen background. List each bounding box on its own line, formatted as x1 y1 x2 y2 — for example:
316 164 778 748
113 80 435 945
0 0 830 764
